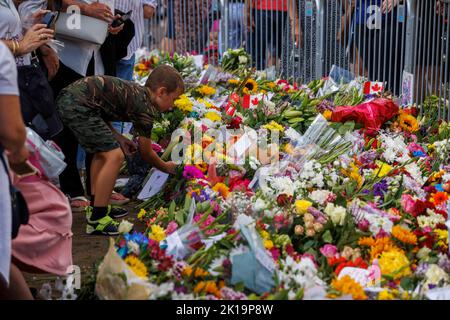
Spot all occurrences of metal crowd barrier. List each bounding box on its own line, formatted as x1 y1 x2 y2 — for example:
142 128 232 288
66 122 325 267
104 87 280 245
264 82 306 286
144 0 449 116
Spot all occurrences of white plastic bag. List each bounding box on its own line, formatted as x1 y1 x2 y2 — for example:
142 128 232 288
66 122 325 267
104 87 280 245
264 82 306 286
26 128 66 179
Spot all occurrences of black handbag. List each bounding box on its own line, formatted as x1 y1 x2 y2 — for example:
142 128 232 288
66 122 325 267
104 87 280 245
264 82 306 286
17 57 63 140
0 146 29 240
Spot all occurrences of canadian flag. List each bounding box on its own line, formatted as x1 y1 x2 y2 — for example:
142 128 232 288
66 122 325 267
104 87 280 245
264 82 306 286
363 81 385 95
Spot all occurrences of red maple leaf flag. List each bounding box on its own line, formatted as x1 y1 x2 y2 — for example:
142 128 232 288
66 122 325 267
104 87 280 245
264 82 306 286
363 81 385 95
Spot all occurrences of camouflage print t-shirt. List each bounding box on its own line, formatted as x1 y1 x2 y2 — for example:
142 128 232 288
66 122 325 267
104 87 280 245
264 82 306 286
64 75 160 138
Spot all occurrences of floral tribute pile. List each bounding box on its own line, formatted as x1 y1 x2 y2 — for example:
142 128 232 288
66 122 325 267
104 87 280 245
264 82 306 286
94 49 450 300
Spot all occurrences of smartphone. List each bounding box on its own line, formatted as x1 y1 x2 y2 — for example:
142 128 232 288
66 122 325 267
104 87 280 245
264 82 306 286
42 11 59 28
10 161 39 178
111 10 132 28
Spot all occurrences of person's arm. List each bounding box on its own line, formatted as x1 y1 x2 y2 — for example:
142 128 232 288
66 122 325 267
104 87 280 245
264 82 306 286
288 0 302 48
0 96 26 155
0 43 28 164
138 136 177 174
62 0 114 22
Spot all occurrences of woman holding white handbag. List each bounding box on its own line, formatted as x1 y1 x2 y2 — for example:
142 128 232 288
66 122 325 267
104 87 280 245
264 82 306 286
19 0 125 213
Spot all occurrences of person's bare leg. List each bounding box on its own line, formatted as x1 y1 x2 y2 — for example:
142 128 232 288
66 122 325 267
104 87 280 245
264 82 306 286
89 153 105 197
0 263 33 300
92 148 124 207
161 38 176 54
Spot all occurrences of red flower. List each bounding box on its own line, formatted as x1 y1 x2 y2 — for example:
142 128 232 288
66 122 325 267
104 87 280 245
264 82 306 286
227 116 243 129
229 177 251 192
276 194 293 207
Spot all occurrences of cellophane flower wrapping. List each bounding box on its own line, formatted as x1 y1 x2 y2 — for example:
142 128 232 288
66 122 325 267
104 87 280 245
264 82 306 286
331 98 399 130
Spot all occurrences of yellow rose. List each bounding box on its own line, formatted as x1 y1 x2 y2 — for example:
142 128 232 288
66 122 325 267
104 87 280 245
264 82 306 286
295 200 312 215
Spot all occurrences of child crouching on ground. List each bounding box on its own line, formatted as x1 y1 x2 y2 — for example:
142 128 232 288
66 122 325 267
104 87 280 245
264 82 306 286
56 65 184 235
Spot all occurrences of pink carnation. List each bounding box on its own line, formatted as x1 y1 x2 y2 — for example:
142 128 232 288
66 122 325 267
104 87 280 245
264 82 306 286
183 165 205 180
320 244 338 258
166 221 178 235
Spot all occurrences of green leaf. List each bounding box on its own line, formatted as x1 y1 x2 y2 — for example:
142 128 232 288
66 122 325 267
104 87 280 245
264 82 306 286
322 230 333 243
175 210 185 225
168 201 176 215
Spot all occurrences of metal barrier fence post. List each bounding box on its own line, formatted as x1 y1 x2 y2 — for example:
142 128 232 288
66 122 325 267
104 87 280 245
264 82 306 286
315 0 325 79
404 1 416 85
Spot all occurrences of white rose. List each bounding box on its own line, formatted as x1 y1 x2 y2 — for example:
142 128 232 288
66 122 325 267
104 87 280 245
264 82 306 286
425 265 449 286
238 55 248 64
127 241 140 255
324 203 347 226
118 220 134 234
417 247 432 260
253 198 267 212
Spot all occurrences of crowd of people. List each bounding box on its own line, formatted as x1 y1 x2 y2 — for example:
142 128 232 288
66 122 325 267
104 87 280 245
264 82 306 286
157 0 447 95
0 0 183 300
0 0 448 301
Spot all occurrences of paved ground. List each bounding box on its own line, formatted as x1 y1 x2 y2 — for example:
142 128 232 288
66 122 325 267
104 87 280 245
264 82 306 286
24 201 146 299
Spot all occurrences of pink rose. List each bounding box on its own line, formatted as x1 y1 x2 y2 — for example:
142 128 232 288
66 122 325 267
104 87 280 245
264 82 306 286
320 244 338 258
401 194 416 215
166 221 178 235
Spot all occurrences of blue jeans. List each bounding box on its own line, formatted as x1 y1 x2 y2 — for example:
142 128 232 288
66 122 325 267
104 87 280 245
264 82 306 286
219 3 246 56
114 54 135 134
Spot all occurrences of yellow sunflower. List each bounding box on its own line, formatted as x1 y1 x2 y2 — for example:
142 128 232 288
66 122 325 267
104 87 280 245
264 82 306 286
243 79 258 94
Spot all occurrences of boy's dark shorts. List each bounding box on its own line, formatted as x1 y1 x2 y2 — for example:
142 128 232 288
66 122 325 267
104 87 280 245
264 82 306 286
56 91 120 154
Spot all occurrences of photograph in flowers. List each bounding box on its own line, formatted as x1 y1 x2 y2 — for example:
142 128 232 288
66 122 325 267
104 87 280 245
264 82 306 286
76 48 450 301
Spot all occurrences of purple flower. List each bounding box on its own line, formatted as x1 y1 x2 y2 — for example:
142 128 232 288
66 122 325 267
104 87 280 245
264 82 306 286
175 286 188 294
437 254 450 273
220 287 247 300
359 150 378 165
373 180 388 199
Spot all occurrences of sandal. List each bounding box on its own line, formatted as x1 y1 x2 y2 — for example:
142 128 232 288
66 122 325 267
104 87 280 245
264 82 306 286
110 191 130 205
70 196 91 213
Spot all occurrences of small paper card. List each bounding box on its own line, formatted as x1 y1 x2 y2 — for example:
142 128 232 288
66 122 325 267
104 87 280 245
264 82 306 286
285 127 303 143
338 267 370 287
401 70 414 106
232 133 252 158
193 55 204 70
425 287 450 300
338 262 382 287
198 65 218 85
137 169 169 200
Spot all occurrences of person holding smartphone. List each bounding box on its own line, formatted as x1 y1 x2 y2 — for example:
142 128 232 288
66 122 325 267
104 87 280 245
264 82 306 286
18 0 125 213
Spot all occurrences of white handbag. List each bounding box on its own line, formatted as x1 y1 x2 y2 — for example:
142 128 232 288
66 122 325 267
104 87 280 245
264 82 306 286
55 12 108 45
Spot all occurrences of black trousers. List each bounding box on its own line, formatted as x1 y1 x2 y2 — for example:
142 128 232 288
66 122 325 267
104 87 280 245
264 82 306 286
50 59 95 199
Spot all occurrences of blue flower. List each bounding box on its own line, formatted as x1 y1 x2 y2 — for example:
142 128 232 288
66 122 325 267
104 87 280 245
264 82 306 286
117 246 128 259
125 232 149 247
413 151 426 158
435 184 444 192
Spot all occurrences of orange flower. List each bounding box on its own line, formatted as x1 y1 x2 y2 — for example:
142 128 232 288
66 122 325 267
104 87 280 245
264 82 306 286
370 237 402 260
431 192 449 206
194 281 205 293
195 162 209 173
204 281 221 298
194 267 210 278
391 225 418 245
398 111 419 133
358 237 376 247
330 275 367 300
212 182 230 198
182 266 193 277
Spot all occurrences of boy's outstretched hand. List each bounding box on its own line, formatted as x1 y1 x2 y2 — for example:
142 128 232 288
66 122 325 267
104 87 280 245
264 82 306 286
116 135 138 156
164 161 178 175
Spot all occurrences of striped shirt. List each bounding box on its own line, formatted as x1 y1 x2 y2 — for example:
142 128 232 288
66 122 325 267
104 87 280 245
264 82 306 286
116 0 157 60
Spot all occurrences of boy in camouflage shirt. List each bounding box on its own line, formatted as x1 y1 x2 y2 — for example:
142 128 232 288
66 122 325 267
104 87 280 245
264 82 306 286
57 65 184 235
